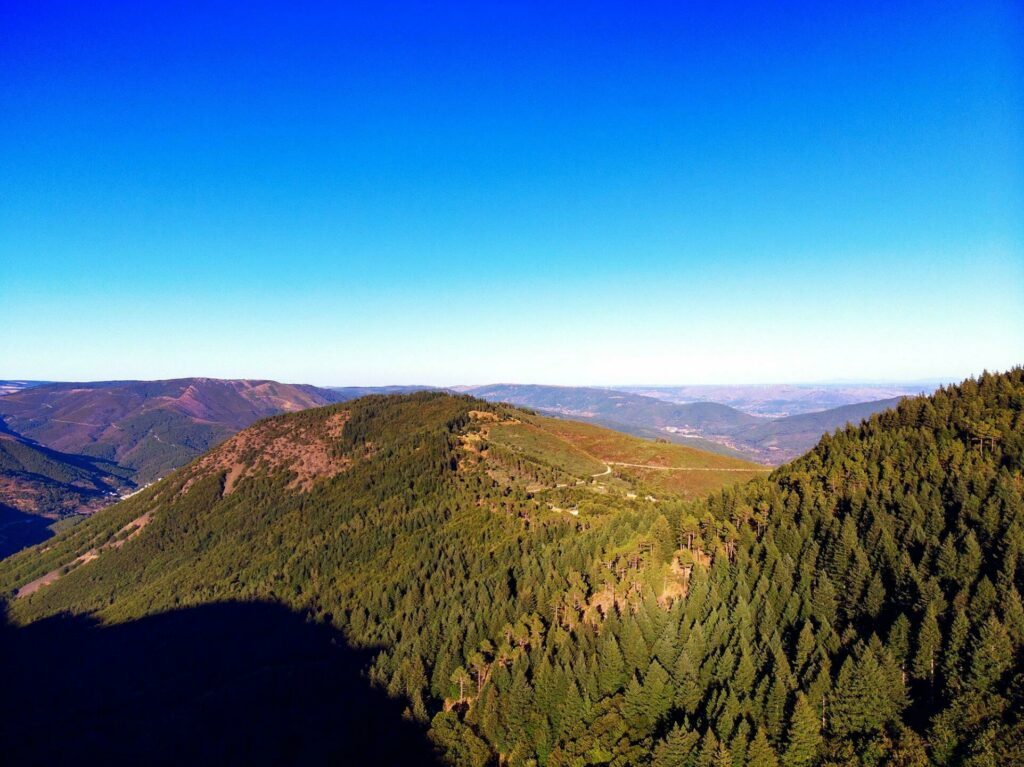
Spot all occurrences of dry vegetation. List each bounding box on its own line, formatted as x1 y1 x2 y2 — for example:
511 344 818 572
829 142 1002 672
184 410 352 496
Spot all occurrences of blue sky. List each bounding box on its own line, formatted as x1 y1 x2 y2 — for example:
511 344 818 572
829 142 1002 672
2 1 1021 385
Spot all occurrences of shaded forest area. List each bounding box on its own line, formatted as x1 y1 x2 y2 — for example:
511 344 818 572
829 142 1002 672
0 600 444 766
3 371 1023 766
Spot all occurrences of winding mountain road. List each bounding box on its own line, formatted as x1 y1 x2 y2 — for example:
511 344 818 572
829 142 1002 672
606 461 770 472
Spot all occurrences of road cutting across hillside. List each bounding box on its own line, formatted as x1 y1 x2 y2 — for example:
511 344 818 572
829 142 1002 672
605 461 771 472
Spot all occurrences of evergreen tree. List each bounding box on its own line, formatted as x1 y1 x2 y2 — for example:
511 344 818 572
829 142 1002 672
968 613 1014 692
696 730 721 767
652 725 699 767
911 604 941 683
782 692 821 767
597 634 626 696
746 727 780 767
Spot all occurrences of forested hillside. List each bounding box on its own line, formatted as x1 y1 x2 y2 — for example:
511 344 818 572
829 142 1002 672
2 371 1022 766
0 378 355 558
0 378 346 484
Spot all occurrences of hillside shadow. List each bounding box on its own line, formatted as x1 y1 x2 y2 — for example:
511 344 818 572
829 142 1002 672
0 504 54 558
0 601 446 766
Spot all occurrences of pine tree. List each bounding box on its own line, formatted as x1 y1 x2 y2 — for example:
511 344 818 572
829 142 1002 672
911 604 941 683
451 666 472 705
557 680 586 739
713 741 733 767
729 720 750 767
968 613 1014 692
597 634 625 696
652 725 699 767
811 573 838 627
941 609 970 694
653 515 675 564
1001 586 1024 645
782 692 821 767
864 571 886 618
887 613 911 667
623 675 649 731
763 675 789 741
746 727 780 767
674 650 703 715
696 730 721 767
621 620 649 674
794 621 816 676
644 659 674 726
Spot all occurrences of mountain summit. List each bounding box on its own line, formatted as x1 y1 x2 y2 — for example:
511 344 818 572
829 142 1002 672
3 371 1023 765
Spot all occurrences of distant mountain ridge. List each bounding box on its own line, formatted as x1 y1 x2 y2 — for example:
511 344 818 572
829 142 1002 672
618 382 937 416
3 373 1021 765
0 378 347 484
463 384 907 463
0 378 357 556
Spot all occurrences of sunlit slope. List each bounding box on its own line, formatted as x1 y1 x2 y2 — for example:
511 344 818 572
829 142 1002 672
0 404 766 607
2 374 1022 766
485 413 767 497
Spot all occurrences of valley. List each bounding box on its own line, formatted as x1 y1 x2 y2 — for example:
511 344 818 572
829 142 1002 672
2 371 1022 766
5 4 1016 764
463 384 909 464
0 378 360 555
0 378 901 560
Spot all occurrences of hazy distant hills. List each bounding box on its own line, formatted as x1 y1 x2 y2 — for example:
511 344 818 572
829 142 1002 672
0 378 346 485
0 381 50 397
464 384 760 431
463 384 908 463
0 376 918 559
0 378 360 555
619 382 938 417
735 397 906 456
3 375 1020 765
328 385 440 400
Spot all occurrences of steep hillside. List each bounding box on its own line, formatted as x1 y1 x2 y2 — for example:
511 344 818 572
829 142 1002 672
3 372 1023 766
0 378 353 558
0 378 345 483
0 421 130 556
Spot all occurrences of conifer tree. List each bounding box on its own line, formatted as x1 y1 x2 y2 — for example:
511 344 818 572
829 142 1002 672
746 727 780 767
696 730 721 767
782 692 821 767
597 634 626 696
968 613 1013 692
652 725 699 767
911 604 941 683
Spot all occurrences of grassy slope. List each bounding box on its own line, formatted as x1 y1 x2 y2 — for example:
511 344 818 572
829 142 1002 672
2 378 1019 767
526 415 767 497
0 395 757 611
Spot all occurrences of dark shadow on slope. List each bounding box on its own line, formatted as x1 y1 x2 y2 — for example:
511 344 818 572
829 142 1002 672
0 504 54 558
0 601 446 767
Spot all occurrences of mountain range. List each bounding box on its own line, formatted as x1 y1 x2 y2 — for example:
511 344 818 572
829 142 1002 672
2 370 1021 766
0 378 926 561
617 383 937 417
461 384 905 464
0 378 357 554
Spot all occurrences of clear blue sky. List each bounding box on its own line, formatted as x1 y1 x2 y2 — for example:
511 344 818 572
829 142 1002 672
2 1 1021 385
